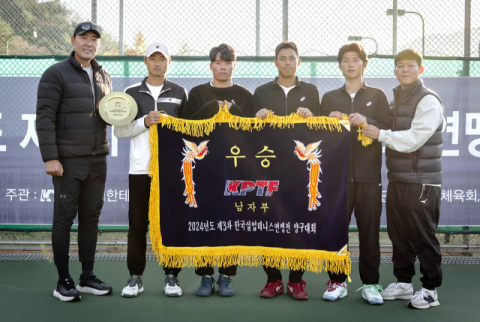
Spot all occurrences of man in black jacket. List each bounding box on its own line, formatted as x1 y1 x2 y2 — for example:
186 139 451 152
181 43 253 120
115 42 188 298
364 49 444 310
36 22 112 302
320 43 390 304
255 41 321 301
181 44 253 298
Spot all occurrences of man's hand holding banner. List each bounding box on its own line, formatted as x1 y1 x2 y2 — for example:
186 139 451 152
147 107 370 276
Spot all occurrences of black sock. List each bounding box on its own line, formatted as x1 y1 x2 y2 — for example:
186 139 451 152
81 270 94 279
81 261 94 276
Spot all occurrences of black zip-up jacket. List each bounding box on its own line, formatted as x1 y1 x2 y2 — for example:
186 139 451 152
253 77 321 116
36 51 112 162
320 83 390 182
125 77 188 119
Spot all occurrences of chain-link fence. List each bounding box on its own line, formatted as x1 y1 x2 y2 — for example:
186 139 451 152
1 0 480 57
1 0 480 79
0 0 479 80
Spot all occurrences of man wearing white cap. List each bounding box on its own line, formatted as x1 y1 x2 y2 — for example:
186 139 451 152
115 42 188 298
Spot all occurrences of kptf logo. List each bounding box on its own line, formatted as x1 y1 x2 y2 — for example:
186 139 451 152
40 189 54 202
224 180 279 196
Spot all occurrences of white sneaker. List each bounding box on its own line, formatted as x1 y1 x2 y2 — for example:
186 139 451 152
408 288 440 309
121 275 144 298
164 274 182 297
356 285 384 305
323 280 348 301
380 282 414 300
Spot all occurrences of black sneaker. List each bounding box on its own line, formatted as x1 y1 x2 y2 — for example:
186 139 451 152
53 278 81 302
76 274 113 295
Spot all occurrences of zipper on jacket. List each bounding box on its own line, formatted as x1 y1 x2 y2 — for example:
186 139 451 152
349 94 355 182
347 86 365 182
350 95 354 115
285 94 288 115
82 68 98 154
283 86 289 115
412 151 418 182
92 73 97 154
140 87 172 116
284 85 296 116
157 88 171 112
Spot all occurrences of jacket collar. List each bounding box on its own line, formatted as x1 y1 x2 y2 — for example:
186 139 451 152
273 76 301 87
68 51 102 71
340 81 367 94
393 79 424 104
139 77 172 94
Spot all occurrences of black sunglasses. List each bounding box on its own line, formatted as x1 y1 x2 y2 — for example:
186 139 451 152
80 22 102 33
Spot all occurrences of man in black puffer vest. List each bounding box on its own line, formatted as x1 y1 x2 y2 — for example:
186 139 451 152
364 49 444 310
36 22 112 302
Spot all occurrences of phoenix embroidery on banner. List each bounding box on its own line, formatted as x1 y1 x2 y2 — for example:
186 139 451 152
294 140 322 211
181 139 209 208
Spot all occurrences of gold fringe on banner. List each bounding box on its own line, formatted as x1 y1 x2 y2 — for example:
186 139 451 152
148 107 363 275
357 123 374 147
156 106 362 138
154 246 351 275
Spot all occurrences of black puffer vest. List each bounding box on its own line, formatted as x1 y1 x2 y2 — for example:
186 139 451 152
386 80 444 184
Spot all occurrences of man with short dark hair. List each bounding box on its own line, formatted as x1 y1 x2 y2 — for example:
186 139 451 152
364 48 444 310
36 21 112 302
181 43 253 297
254 41 321 301
181 43 253 120
115 42 188 298
320 43 390 304
254 41 320 120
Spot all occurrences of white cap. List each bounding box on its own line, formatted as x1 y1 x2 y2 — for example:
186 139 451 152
145 42 170 59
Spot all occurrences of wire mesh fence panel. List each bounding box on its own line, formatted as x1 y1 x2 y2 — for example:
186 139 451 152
1 0 479 81
0 0 479 57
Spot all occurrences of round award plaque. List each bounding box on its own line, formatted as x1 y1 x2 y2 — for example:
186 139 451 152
98 92 138 126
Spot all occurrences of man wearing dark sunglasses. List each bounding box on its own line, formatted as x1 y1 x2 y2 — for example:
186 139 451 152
36 21 113 302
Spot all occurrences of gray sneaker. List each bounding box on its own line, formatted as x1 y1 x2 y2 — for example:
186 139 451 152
196 275 215 297
121 274 144 298
218 274 234 297
164 274 182 297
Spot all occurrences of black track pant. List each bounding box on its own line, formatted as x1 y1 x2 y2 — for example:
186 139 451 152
128 175 181 276
263 266 305 283
329 182 382 284
52 155 107 279
195 265 237 276
386 183 442 290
